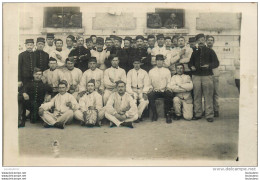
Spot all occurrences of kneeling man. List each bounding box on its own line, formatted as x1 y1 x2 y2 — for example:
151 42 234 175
74 79 105 127
168 64 193 120
105 80 138 128
38 80 79 129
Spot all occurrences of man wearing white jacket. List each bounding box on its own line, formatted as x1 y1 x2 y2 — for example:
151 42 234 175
126 57 150 122
168 63 193 120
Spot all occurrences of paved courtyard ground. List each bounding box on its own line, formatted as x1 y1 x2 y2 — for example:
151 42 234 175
19 98 239 161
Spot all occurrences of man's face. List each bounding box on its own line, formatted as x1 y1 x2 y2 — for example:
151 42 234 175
58 84 67 95
133 61 141 70
55 41 63 49
136 39 144 48
66 38 73 47
148 38 155 47
157 38 165 47
165 39 172 48
172 38 178 47
170 13 176 19
111 57 119 68
143 40 148 48
96 44 104 52
176 65 184 75
86 41 93 49
87 83 95 93
77 38 84 46
117 83 126 95
66 61 74 70
25 43 34 52
49 61 57 70
197 37 205 47
36 42 45 51
89 61 97 70
33 72 42 81
114 40 121 48
124 40 131 49
105 40 113 48
92 37 97 44
156 60 164 68
178 38 185 47
206 37 214 48
46 38 54 46
73 42 77 48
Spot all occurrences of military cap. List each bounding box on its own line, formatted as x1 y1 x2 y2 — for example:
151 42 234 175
67 35 75 41
25 39 34 44
66 57 75 63
46 33 55 39
36 37 45 43
105 37 112 41
96 37 104 45
88 79 95 85
156 54 164 61
89 57 97 63
165 36 172 40
124 36 132 42
189 37 196 43
90 35 97 38
49 57 57 62
172 35 179 39
115 80 126 86
85 38 93 43
110 35 116 39
133 57 141 63
147 35 155 39
59 80 68 87
33 67 42 74
195 33 205 41
114 36 122 42
136 35 144 41
156 34 164 40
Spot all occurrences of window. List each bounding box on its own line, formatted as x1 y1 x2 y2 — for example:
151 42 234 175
43 7 82 28
147 8 184 29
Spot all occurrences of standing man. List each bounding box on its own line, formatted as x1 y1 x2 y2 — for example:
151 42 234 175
91 37 110 71
206 35 220 117
105 80 138 128
168 64 193 120
39 80 79 129
147 35 156 55
110 36 122 55
104 37 113 52
63 57 83 99
151 34 167 67
171 35 179 49
43 33 55 55
74 79 105 127
78 57 104 97
103 55 126 105
126 57 150 122
119 36 133 72
20 68 52 126
42 58 66 98
188 33 219 122
50 39 70 68
69 36 91 72
66 35 75 52
86 38 95 51
148 54 173 122
188 37 197 50
34 37 49 72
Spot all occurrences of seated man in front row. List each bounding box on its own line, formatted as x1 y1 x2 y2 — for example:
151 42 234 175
38 80 79 129
167 64 193 120
74 79 105 127
126 57 150 122
105 80 138 128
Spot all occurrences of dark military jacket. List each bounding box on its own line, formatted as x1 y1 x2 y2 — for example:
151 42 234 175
34 50 49 71
69 46 91 72
130 48 153 72
18 51 36 83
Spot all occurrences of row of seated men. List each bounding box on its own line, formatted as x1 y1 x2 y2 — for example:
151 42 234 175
18 33 219 128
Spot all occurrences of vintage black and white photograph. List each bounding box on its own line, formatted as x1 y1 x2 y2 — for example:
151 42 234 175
2 2 257 167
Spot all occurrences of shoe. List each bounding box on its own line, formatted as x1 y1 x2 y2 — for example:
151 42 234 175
80 121 85 126
134 119 140 123
110 122 116 128
166 113 172 124
18 120 25 128
152 113 158 121
174 115 181 120
192 116 202 120
214 111 219 117
207 118 214 122
54 122 64 129
43 122 52 128
86 124 95 128
121 122 134 128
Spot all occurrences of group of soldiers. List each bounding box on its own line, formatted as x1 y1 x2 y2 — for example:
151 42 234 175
18 32 219 129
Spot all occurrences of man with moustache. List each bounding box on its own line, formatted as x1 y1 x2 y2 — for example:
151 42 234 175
43 33 56 55
66 35 75 52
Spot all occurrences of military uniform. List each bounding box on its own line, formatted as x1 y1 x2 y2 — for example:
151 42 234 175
69 46 91 72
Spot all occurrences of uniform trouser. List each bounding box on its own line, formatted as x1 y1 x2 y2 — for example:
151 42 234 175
173 97 193 120
103 89 115 105
105 112 138 127
192 75 214 119
23 100 41 122
18 93 24 122
74 109 105 122
132 89 149 118
213 76 219 112
40 110 74 126
235 79 240 93
147 90 174 116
